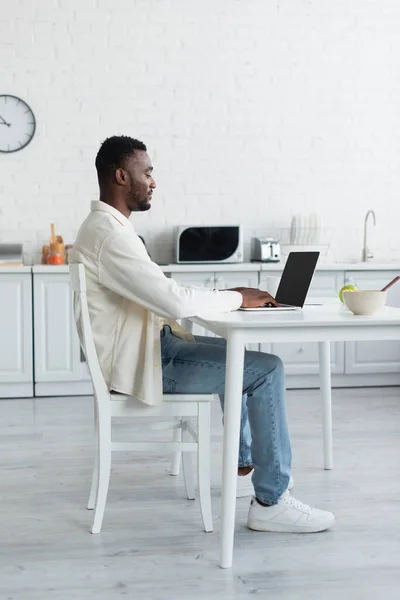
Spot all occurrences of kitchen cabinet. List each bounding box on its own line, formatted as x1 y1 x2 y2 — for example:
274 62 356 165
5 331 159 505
171 270 260 349
171 271 215 337
345 271 400 374
259 272 345 376
171 271 216 289
10 263 397 397
0 269 33 398
214 271 260 290
170 269 260 291
214 271 260 350
32 269 92 396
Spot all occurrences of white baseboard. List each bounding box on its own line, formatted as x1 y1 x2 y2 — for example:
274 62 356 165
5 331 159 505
0 382 34 398
34 380 93 397
286 373 400 389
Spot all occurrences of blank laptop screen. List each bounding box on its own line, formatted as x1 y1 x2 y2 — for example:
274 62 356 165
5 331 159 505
275 252 320 307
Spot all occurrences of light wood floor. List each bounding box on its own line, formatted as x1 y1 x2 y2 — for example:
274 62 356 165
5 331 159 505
0 387 399 600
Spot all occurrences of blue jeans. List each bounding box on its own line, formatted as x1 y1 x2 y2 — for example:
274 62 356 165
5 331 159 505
161 326 292 504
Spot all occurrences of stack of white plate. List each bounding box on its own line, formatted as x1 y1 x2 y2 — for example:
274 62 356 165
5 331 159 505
290 213 322 245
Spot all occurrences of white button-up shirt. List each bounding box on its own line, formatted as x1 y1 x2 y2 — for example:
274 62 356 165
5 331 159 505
69 201 242 405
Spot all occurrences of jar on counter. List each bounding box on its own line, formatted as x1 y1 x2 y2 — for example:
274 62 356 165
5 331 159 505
47 241 64 265
47 252 63 265
41 245 50 265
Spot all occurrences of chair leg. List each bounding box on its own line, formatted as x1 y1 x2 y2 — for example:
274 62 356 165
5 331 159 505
90 406 111 534
197 403 213 532
182 420 196 500
87 402 99 510
170 419 182 476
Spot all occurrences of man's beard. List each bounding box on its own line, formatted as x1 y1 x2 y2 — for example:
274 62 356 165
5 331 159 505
137 198 151 212
129 190 151 212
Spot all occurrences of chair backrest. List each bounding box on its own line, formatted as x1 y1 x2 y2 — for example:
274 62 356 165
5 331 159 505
69 264 109 402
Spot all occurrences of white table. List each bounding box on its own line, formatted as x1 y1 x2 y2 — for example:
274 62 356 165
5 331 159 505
189 303 400 569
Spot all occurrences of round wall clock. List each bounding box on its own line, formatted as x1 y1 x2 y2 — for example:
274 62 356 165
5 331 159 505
0 95 36 153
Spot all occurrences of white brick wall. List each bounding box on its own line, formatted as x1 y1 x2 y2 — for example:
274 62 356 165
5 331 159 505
1 0 400 264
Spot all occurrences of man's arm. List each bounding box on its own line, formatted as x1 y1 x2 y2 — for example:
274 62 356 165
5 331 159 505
98 232 243 319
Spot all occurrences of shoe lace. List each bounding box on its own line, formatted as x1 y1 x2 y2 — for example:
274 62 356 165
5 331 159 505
281 491 312 514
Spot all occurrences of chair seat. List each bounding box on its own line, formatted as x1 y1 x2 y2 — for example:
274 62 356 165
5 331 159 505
110 392 214 403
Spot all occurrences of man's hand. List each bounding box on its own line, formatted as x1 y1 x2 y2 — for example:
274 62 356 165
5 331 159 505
227 287 278 308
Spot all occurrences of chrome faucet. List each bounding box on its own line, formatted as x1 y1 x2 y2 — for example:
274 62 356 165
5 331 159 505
362 210 376 262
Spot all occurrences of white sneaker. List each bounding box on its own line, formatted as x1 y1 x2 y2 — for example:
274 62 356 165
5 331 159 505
247 490 335 533
237 471 294 498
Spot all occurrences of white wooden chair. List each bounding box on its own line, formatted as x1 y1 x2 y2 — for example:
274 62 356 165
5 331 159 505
69 263 213 534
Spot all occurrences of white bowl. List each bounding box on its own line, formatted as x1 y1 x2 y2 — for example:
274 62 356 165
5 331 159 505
342 290 387 316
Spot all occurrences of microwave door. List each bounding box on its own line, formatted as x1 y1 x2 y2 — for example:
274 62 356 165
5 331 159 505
178 227 240 262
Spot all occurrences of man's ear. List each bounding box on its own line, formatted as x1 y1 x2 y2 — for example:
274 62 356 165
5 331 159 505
115 168 127 186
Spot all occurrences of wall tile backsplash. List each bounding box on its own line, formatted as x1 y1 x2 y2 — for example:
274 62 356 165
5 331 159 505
1 1 400 265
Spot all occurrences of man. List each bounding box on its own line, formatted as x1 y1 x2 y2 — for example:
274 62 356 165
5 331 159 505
70 135 335 533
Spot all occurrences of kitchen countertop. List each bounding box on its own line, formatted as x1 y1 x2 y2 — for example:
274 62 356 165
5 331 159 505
27 262 400 274
32 265 71 273
262 262 400 272
160 262 400 272
0 266 32 273
159 262 265 272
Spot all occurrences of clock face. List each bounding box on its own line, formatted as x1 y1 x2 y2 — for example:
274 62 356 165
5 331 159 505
0 95 36 153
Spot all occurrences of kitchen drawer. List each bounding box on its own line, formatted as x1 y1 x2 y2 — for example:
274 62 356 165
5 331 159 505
269 341 344 376
345 271 400 374
261 271 345 375
171 272 215 289
214 271 260 290
260 270 344 299
215 271 260 350
172 270 260 349
171 272 215 338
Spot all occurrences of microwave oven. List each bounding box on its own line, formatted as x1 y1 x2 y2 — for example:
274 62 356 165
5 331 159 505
176 225 244 264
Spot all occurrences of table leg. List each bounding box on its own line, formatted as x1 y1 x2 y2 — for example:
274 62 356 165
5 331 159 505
318 341 333 470
220 333 245 569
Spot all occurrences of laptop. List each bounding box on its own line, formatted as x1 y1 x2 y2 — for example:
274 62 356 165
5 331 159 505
239 251 320 312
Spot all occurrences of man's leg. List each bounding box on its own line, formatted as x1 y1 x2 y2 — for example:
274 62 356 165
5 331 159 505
161 325 335 532
162 325 289 501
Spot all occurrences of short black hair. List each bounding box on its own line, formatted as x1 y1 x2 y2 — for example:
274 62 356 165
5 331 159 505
95 135 147 183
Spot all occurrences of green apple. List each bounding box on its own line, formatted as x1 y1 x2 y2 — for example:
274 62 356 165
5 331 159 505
339 284 358 303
